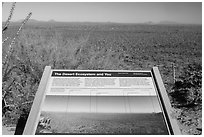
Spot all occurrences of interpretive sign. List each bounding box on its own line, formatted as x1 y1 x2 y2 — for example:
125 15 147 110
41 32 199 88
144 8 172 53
23 66 181 135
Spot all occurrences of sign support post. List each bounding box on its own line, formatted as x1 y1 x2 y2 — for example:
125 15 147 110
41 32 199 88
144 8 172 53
151 67 181 135
23 66 51 135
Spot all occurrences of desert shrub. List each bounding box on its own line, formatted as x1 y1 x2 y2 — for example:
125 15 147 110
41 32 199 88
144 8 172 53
170 63 202 107
2 3 34 126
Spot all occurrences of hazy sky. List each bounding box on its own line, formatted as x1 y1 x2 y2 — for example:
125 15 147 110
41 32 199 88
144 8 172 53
2 2 202 24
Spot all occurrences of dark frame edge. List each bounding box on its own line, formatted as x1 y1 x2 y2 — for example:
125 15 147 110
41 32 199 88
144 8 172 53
23 66 51 135
151 67 181 135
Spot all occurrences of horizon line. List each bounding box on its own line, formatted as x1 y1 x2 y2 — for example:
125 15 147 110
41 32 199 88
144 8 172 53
4 19 202 25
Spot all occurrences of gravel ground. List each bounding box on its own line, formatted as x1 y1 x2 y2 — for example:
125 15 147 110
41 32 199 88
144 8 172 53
176 107 202 135
2 126 15 135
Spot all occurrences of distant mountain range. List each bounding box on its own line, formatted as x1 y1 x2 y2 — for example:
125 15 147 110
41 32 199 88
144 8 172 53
15 19 56 23
3 19 200 26
158 21 182 25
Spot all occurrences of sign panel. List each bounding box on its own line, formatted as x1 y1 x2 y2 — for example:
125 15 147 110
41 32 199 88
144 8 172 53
23 67 181 135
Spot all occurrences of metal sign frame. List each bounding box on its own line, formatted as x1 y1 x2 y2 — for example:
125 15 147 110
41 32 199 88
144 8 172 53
22 66 181 135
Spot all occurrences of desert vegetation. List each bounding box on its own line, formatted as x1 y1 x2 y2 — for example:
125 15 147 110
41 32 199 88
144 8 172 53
2 3 202 135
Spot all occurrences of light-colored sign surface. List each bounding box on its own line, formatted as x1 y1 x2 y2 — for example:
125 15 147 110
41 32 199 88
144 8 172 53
47 71 157 96
35 70 169 134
